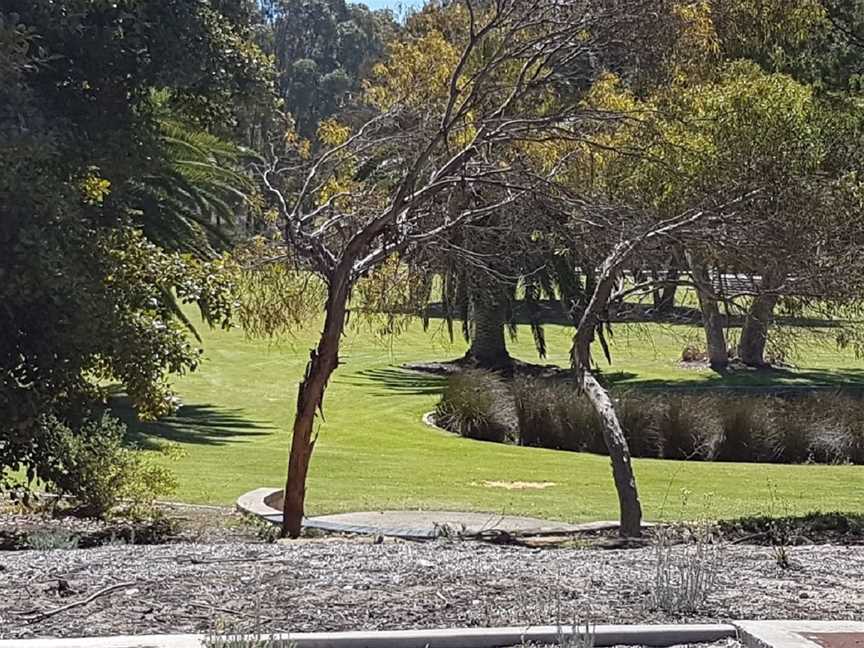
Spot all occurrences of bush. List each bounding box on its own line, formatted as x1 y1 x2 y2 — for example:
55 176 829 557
811 393 864 464
26 529 80 551
435 370 517 443
513 377 600 451
436 373 864 465
559 389 605 453
765 400 815 463
715 396 775 462
41 413 177 519
651 524 722 613
617 393 663 458
657 396 719 460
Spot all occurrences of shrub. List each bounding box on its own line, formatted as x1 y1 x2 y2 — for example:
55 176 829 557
651 524 722 613
513 377 600 451
41 413 177 520
26 529 80 551
658 396 719 460
512 376 558 448
811 393 864 464
438 374 864 466
765 400 815 463
616 393 663 458
555 384 604 453
715 396 775 462
435 370 517 443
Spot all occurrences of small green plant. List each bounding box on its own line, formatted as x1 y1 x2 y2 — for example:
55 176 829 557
26 529 80 551
242 515 280 543
433 521 469 540
41 413 178 520
766 480 794 570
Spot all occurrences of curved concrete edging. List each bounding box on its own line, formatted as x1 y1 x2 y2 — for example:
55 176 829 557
0 623 739 648
236 489 597 539
422 410 454 434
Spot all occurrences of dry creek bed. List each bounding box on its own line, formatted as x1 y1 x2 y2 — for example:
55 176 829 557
0 539 862 640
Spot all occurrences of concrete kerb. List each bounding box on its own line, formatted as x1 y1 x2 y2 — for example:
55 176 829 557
0 623 739 648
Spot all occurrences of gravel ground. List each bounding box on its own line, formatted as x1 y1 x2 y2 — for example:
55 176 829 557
0 540 862 640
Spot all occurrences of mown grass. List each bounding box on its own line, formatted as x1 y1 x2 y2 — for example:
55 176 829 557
118 314 864 522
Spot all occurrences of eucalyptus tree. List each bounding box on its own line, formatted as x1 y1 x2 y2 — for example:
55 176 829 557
264 0 398 137
249 0 674 538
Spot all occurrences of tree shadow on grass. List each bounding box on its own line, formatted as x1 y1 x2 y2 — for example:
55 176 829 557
607 366 864 392
421 300 846 329
109 394 273 450
340 367 447 396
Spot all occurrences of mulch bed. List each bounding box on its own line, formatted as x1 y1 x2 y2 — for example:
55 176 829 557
1 537 861 640
0 503 269 551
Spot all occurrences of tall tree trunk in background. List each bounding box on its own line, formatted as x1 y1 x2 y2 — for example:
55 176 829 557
573 260 643 538
282 275 351 538
652 269 678 316
688 253 728 371
738 272 783 367
464 290 512 370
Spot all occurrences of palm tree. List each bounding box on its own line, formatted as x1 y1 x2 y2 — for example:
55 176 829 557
128 117 260 259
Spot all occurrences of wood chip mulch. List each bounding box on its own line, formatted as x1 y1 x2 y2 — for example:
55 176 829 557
1 539 862 640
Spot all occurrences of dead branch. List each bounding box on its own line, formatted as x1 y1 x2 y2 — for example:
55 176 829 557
20 581 138 622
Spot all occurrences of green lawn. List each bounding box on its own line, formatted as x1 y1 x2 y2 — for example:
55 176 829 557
120 315 864 522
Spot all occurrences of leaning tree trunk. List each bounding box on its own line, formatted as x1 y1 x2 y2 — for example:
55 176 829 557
581 372 643 536
573 260 643 538
282 275 351 538
688 254 728 371
464 290 512 370
738 272 783 367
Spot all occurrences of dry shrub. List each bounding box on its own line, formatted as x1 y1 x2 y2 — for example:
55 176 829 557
658 396 720 460
811 393 864 464
715 396 775 462
438 374 864 465
765 399 816 463
512 376 602 452
435 370 517 443
617 393 663 458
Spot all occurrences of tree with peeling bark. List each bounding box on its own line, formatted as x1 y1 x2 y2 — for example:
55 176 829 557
252 0 667 539
566 199 758 537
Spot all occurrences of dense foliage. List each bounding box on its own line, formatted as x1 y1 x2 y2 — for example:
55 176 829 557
0 2 274 497
262 0 397 137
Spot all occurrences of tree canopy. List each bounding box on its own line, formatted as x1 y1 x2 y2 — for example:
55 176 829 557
0 1 274 493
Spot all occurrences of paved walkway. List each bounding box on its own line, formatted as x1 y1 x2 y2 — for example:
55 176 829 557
237 488 609 539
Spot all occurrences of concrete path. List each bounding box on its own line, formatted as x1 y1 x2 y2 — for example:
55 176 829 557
737 621 864 648
236 488 612 539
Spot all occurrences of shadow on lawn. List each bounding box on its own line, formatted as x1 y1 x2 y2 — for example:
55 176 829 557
606 366 864 391
110 394 273 450
343 367 447 396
